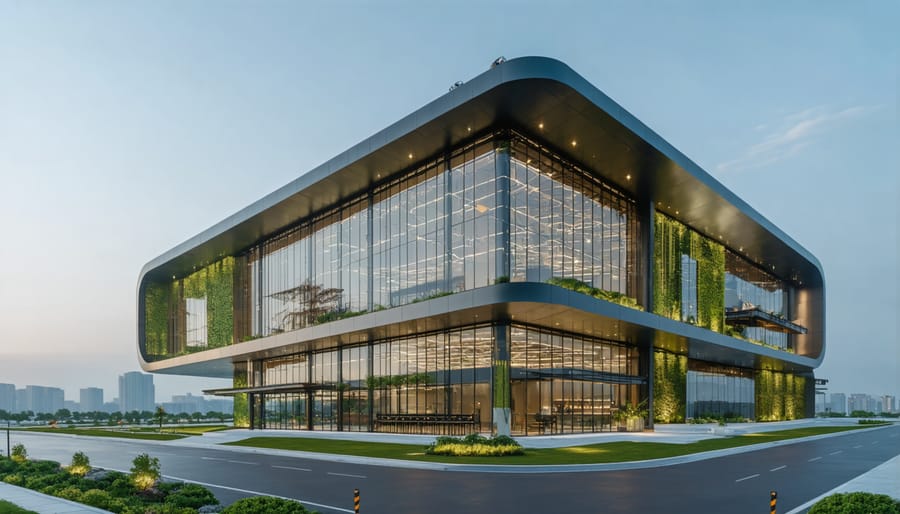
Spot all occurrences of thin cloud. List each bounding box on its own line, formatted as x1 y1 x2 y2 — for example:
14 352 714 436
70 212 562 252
717 105 876 174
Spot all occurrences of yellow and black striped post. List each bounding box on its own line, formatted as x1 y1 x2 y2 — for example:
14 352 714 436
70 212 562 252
354 488 360 513
770 490 777 514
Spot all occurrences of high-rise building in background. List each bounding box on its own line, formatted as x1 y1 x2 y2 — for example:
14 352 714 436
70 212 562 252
829 393 846 415
883 395 896 414
118 372 155 413
19 385 64 414
79 387 104 413
0 383 15 413
848 393 870 414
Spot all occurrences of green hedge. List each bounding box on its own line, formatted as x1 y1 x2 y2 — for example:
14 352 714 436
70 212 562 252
0 454 220 513
809 492 900 514
222 496 316 514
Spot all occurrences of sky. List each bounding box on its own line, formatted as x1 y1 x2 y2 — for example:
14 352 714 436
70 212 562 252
0 1 897 404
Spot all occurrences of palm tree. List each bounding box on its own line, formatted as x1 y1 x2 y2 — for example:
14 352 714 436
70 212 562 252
155 406 166 432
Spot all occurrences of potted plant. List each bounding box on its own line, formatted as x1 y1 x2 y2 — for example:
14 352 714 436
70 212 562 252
614 400 648 432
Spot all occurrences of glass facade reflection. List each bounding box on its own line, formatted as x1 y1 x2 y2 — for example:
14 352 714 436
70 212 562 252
509 325 642 435
686 361 755 420
725 250 793 350
508 136 639 298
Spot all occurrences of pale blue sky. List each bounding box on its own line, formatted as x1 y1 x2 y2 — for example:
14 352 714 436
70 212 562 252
0 1 896 402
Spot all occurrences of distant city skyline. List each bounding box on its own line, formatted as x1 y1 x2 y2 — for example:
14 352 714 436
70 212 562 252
0 4 896 400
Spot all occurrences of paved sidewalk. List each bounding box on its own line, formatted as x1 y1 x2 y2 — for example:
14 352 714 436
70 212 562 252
786 454 900 513
0 481 110 514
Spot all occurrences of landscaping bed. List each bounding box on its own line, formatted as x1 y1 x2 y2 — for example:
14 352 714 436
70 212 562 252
0 445 316 514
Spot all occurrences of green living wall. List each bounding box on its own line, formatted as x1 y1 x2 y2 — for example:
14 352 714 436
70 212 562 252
652 212 725 333
182 257 235 349
691 232 725 333
755 370 806 421
143 257 235 359
144 281 174 358
653 350 687 423
232 364 249 428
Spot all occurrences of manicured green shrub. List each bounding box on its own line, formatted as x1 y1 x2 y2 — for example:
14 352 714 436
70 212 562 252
426 434 524 456
3 473 23 485
222 496 317 514
10 444 27 463
68 452 91 476
165 483 219 509
809 492 900 513
129 453 161 491
81 489 114 510
56 486 84 502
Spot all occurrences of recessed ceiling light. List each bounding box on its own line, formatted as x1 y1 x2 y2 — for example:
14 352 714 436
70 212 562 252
408 153 413 159
571 140 577 147
626 174 632 181
538 122 544 129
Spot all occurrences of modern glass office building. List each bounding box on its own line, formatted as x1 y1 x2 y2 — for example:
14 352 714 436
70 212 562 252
138 57 824 436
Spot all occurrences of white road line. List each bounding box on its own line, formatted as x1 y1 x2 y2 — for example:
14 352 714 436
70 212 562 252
735 474 760 483
829 450 843 456
327 472 367 479
201 457 228 461
227 460 259 465
769 465 787 472
273 465 312 472
104 467 354 514
871 441 879 445
808 456 822 462
853 444 863 449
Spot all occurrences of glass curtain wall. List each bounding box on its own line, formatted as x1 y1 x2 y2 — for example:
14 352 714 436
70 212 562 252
239 136 501 340
251 325 494 434
686 360 754 420
725 250 791 350
509 325 643 435
508 135 639 300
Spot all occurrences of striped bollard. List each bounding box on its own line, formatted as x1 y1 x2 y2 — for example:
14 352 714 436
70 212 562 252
354 488 360 513
770 490 777 514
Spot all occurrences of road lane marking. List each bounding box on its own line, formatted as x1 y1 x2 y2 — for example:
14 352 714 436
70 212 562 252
201 457 228 461
327 472 367 479
735 474 760 483
871 441 879 445
853 445 863 449
273 465 312 472
829 450 843 456
769 465 787 472
808 456 822 462
227 460 259 465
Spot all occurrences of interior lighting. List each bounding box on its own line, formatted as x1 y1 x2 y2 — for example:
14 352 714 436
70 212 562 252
626 174 632 181
408 153 413 159
538 122 544 129
467 126 472 132
475 204 489 214
571 140 577 147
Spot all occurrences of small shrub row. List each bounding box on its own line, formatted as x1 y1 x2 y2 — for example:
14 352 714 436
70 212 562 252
809 492 900 513
858 419 887 425
546 277 643 310
0 446 225 513
426 433 524 456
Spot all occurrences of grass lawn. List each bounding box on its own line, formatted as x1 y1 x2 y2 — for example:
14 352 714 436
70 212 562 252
22 424 230 440
225 425 874 465
0 500 38 514
24 427 185 441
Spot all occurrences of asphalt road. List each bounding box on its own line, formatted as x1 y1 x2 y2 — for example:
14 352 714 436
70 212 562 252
7 424 900 514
